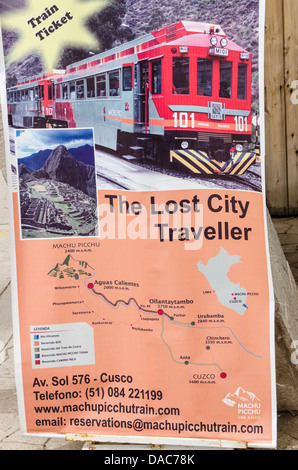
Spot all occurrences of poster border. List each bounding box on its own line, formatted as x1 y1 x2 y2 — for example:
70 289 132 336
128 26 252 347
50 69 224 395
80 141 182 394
0 0 277 449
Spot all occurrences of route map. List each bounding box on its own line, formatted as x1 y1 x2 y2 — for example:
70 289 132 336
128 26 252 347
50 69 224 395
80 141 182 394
46 252 260 376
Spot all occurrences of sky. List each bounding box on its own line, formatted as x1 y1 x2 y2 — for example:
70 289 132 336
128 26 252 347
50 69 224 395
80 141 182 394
15 128 95 159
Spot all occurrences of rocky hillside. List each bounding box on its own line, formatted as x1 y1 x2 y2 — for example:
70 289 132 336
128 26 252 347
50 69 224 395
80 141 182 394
125 0 260 52
124 0 260 107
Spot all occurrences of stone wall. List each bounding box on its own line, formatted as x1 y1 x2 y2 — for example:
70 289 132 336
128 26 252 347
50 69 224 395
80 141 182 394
267 214 298 411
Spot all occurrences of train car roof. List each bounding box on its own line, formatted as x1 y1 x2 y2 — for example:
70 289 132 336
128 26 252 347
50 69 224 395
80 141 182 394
12 70 65 89
62 21 229 72
168 31 249 53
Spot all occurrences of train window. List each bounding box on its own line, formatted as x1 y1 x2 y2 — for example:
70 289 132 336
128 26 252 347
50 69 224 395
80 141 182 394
48 84 53 100
29 89 34 101
197 59 212 97
96 74 106 97
87 77 95 98
219 61 232 98
173 57 189 94
123 66 132 91
152 60 162 95
55 84 61 99
238 63 247 100
109 70 120 96
70 82 76 99
62 84 68 100
16 91 20 102
76 80 85 99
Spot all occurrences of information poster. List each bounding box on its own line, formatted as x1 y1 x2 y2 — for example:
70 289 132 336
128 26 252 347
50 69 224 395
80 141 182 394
0 0 276 448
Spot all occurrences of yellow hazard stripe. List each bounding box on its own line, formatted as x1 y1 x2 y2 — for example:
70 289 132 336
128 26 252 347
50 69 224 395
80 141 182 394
231 158 255 175
170 152 201 173
179 150 213 174
233 152 246 164
188 149 220 172
221 162 233 174
229 154 256 175
189 149 219 171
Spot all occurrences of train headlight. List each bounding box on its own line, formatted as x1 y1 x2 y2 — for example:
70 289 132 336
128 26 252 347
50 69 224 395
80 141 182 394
210 36 218 46
236 144 243 152
220 37 228 47
181 141 189 149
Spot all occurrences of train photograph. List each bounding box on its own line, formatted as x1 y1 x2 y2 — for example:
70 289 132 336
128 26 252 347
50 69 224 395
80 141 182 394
4 10 262 192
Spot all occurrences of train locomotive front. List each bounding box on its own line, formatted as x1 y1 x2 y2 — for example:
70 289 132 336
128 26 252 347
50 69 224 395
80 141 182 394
142 21 256 175
154 23 256 175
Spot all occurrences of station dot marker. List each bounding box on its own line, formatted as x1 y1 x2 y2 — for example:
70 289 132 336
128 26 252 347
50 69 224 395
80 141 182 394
191 321 195 326
87 283 94 289
158 309 164 315
220 372 227 379
184 361 189 365
206 345 210 350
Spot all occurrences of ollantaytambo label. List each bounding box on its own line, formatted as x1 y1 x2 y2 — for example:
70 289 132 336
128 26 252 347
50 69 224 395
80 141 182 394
0 0 276 449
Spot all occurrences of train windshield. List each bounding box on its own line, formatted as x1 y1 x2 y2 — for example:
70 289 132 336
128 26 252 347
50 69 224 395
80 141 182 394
219 61 232 98
197 59 212 96
173 57 189 94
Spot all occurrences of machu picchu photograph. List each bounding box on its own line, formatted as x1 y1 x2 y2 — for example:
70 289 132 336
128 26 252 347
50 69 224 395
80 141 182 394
16 128 99 239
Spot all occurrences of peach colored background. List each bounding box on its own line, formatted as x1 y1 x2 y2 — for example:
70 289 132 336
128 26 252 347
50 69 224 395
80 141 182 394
13 189 275 445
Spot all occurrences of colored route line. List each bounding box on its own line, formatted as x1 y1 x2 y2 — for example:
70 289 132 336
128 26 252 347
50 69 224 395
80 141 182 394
160 315 224 373
83 276 262 367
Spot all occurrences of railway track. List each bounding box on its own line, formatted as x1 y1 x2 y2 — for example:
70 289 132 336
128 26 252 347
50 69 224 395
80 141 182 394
130 157 262 193
96 160 262 193
213 171 262 192
96 171 131 190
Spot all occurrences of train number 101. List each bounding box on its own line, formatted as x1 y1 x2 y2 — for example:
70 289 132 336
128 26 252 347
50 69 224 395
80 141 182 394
234 116 248 132
173 112 195 129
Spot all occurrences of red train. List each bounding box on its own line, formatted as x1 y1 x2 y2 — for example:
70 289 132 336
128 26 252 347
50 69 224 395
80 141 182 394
7 21 258 175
